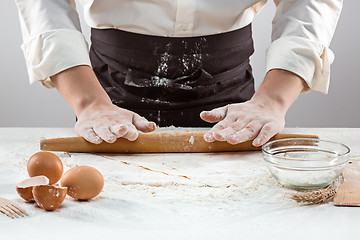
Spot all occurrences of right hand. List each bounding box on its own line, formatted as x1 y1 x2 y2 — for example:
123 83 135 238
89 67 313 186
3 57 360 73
75 102 156 144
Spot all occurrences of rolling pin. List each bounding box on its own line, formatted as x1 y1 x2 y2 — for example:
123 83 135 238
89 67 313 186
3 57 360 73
40 132 318 153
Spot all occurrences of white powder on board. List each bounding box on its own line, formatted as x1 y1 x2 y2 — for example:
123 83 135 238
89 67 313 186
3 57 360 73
3 128 360 238
94 153 294 205
189 136 195 145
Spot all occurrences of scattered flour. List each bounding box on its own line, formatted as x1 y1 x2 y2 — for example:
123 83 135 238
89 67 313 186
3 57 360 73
156 52 170 75
2 128 360 239
188 136 195 145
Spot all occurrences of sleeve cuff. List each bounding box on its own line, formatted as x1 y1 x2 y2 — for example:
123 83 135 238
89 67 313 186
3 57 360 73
265 36 334 94
21 29 91 88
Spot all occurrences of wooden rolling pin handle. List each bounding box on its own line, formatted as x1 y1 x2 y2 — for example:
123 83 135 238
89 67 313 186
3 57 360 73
40 132 318 153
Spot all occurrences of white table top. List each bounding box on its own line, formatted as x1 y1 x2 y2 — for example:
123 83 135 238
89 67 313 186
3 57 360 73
1 128 359 239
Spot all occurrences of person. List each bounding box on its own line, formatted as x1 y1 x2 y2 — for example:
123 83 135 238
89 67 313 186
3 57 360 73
15 0 342 146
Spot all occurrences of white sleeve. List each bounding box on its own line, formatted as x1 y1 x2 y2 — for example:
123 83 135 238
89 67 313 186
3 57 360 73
266 0 343 93
15 0 91 87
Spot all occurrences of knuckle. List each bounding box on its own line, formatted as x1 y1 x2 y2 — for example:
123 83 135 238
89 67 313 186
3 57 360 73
215 122 227 129
98 126 109 133
229 123 238 130
112 124 123 132
235 115 248 124
262 124 272 132
229 123 242 132
244 125 257 134
92 122 103 130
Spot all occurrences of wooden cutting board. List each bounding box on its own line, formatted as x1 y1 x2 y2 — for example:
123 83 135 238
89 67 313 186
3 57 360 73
334 160 360 206
40 132 318 153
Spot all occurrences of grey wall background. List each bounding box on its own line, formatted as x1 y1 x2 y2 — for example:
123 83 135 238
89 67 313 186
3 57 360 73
1 1 359 127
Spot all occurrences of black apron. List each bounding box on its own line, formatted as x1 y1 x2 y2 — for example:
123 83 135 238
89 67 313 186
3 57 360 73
90 24 255 127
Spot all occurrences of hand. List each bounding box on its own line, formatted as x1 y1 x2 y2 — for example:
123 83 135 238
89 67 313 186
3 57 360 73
75 103 156 144
200 100 285 147
50 66 156 144
200 69 306 146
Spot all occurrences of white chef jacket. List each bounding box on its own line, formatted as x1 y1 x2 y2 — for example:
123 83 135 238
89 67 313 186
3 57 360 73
15 0 342 93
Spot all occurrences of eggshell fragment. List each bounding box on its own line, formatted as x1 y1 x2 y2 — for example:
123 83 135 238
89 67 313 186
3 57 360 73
33 185 67 211
61 166 104 200
16 176 50 202
27 151 63 184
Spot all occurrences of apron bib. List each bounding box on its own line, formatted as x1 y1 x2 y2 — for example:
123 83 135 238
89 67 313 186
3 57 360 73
90 24 255 127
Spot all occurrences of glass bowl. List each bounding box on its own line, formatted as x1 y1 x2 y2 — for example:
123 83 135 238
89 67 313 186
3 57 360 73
262 138 350 190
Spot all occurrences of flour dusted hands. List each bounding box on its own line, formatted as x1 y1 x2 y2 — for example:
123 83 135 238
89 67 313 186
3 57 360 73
75 103 156 144
50 66 156 144
200 100 285 147
52 66 304 145
201 69 307 147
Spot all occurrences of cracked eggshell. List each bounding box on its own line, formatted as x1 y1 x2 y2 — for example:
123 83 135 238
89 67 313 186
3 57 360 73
60 166 104 200
16 176 50 202
33 185 67 211
27 151 63 184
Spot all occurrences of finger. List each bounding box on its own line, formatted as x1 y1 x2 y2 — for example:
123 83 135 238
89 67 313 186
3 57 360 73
210 114 239 141
204 120 231 142
227 121 263 145
213 117 250 141
75 125 102 144
213 125 236 141
208 120 232 141
110 124 129 138
93 125 117 143
200 105 228 123
122 125 139 141
203 131 216 142
253 122 281 147
133 114 156 132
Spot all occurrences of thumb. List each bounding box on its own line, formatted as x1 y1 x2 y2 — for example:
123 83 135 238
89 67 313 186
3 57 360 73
200 105 228 123
133 114 156 132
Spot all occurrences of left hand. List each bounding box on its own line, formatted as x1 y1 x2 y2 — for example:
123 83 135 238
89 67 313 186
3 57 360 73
200 99 285 147
200 69 306 147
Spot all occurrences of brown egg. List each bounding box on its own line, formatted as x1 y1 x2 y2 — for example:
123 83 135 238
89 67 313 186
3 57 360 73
60 166 104 200
27 151 63 184
32 185 67 211
16 176 49 202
